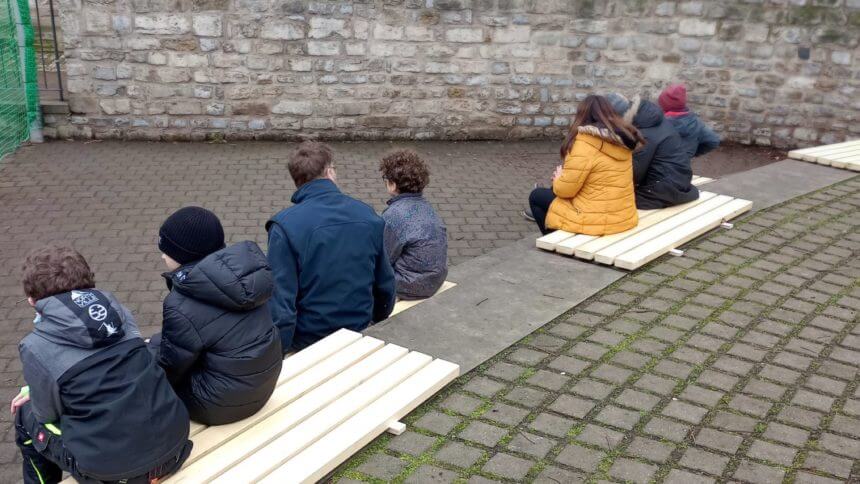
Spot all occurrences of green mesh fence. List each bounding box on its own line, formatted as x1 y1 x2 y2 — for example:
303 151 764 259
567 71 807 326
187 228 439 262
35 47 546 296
0 0 38 159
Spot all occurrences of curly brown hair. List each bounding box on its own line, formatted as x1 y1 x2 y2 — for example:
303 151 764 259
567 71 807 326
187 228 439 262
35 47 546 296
22 245 96 301
379 150 430 194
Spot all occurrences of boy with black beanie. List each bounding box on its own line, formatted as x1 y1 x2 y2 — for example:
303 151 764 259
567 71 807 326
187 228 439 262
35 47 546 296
154 206 283 425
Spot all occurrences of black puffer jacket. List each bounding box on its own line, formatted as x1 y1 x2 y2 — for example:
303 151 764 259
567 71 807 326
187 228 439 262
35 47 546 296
157 241 282 425
629 100 699 210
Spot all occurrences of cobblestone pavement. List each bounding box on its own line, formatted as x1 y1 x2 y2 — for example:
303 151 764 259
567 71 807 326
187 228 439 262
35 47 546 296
0 140 557 480
338 176 860 483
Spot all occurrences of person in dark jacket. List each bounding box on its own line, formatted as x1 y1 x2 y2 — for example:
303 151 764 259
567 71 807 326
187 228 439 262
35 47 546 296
379 150 448 300
13 245 191 484
267 141 396 351
607 93 699 210
154 207 282 425
658 83 720 159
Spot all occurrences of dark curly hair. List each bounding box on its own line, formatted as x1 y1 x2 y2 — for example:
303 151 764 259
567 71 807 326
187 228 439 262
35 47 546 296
379 150 430 194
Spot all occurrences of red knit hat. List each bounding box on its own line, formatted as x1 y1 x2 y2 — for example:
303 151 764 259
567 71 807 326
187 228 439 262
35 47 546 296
658 83 687 112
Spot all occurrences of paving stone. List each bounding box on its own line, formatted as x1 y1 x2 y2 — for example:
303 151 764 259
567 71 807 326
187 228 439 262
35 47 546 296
732 460 785 483
482 452 534 480
554 444 605 472
804 375 847 396
587 329 624 346
405 465 458 483
527 369 569 391
762 422 809 447
681 385 724 407
608 457 657 484
654 360 694 379
529 413 573 438
548 355 590 375
664 314 698 330
416 411 462 435
507 347 549 366
672 346 710 365
526 333 567 352
485 362 526 381
759 364 801 385
575 424 625 450
819 432 860 458
694 427 744 454
803 450 854 479
441 393 483 416
829 415 860 438
711 411 758 432
459 421 508 447
631 337 670 353
727 342 768 362
754 321 792 337
435 441 484 468
777 405 823 429
663 400 709 424
743 379 786 400
595 405 642 430
665 469 715 484
611 350 651 369
570 378 614 400
634 374 677 395
548 394 596 419
712 356 754 375
548 323 588 340
644 416 690 442
483 402 529 427
534 466 587 484
569 341 609 360
464 376 506 398
590 364 633 384
792 389 835 412
506 431 555 459
625 437 674 463
729 394 773 418
607 319 642 334
697 369 739 391
503 386 548 407
679 447 730 476
748 439 797 465
388 431 437 456
794 472 844 484
357 453 408 480
615 389 661 411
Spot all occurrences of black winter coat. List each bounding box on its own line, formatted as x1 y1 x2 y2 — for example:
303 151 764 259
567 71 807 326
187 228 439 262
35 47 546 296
158 241 282 425
630 100 699 210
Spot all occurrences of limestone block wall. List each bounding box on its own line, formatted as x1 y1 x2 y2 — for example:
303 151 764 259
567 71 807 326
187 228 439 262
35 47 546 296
51 0 860 147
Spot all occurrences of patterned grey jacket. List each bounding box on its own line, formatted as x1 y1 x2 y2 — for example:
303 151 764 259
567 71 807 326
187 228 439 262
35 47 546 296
382 193 448 299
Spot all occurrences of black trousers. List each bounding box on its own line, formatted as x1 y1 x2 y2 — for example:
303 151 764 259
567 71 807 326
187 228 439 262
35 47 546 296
529 187 556 235
16 403 188 484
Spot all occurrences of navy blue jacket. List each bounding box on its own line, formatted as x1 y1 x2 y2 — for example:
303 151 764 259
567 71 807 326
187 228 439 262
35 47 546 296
666 112 721 159
266 179 396 350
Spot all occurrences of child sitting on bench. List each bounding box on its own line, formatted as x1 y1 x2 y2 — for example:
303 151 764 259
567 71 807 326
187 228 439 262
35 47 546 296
528 95 645 235
380 150 449 300
658 83 720 159
14 246 191 484
153 206 283 425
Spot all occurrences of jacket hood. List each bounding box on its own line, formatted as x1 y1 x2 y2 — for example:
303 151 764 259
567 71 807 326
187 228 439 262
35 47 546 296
576 125 632 161
667 113 697 137
34 289 129 349
168 241 273 311
631 100 665 129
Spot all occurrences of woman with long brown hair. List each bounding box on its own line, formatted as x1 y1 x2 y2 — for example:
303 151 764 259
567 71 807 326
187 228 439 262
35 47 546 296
527 94 646 235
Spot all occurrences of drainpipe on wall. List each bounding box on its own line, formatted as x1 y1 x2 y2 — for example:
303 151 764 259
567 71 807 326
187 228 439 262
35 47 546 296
11 0 43 143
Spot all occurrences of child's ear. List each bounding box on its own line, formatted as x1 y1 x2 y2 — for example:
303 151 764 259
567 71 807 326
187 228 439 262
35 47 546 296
27 297 36 308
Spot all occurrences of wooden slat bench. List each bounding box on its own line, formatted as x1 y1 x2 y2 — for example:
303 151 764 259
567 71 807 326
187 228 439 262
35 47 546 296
61 329 459 484
536 190 752 270
789 139 860 171
389 280 457 317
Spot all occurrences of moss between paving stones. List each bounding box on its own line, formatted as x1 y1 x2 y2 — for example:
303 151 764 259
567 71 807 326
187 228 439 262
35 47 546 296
330 176 860 483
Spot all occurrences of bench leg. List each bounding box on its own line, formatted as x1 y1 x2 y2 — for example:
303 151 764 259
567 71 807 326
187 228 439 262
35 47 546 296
386 421 406 436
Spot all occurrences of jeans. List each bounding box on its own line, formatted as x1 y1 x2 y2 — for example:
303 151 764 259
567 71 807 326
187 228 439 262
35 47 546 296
528 188 556 235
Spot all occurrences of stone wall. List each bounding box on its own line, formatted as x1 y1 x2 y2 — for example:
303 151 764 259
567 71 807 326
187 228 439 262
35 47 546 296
50 0 860 147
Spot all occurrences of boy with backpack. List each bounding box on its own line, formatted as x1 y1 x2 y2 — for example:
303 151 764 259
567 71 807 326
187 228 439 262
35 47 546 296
13 245 191 484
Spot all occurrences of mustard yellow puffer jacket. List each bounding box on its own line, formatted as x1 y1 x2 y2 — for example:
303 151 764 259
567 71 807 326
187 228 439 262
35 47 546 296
545 128 638 235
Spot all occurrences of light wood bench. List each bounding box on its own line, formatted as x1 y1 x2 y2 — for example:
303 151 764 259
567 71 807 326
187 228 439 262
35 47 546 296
389 280 457 317
62 329 459 484
789 139 860 171
536 188 752 270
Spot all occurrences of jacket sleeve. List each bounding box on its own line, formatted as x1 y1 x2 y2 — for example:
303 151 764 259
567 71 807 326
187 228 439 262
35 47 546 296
632 150 650 186
382 216 405 267
20 345 62 424
267 223 299 350
372 222 397 322
695 121 720 157
552 150 592 199
158 306 204 386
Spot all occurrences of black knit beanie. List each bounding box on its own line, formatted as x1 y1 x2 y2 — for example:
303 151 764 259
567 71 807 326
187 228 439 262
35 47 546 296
158 207 225 265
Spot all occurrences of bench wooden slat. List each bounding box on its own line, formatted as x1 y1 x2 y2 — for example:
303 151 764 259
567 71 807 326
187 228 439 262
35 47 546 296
169 342 408 483
788 139 860 157
572 192 717 261
276 328 362 386
389 280 457 317
614 198 753 270
801 144 860 161
259 359 460 484
212 352 439 483
691 176 714 186
593 194 733 265
536 230 577 250
172 335 383 472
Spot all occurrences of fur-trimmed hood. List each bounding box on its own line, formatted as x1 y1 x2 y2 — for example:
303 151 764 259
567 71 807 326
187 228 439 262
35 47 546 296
578 124 625 146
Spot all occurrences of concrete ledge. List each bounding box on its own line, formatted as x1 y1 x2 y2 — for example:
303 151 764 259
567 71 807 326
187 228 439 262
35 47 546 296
40 100 70 115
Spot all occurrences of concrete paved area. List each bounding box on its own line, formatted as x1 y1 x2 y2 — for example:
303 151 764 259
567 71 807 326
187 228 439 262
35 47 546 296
342 175 860 483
